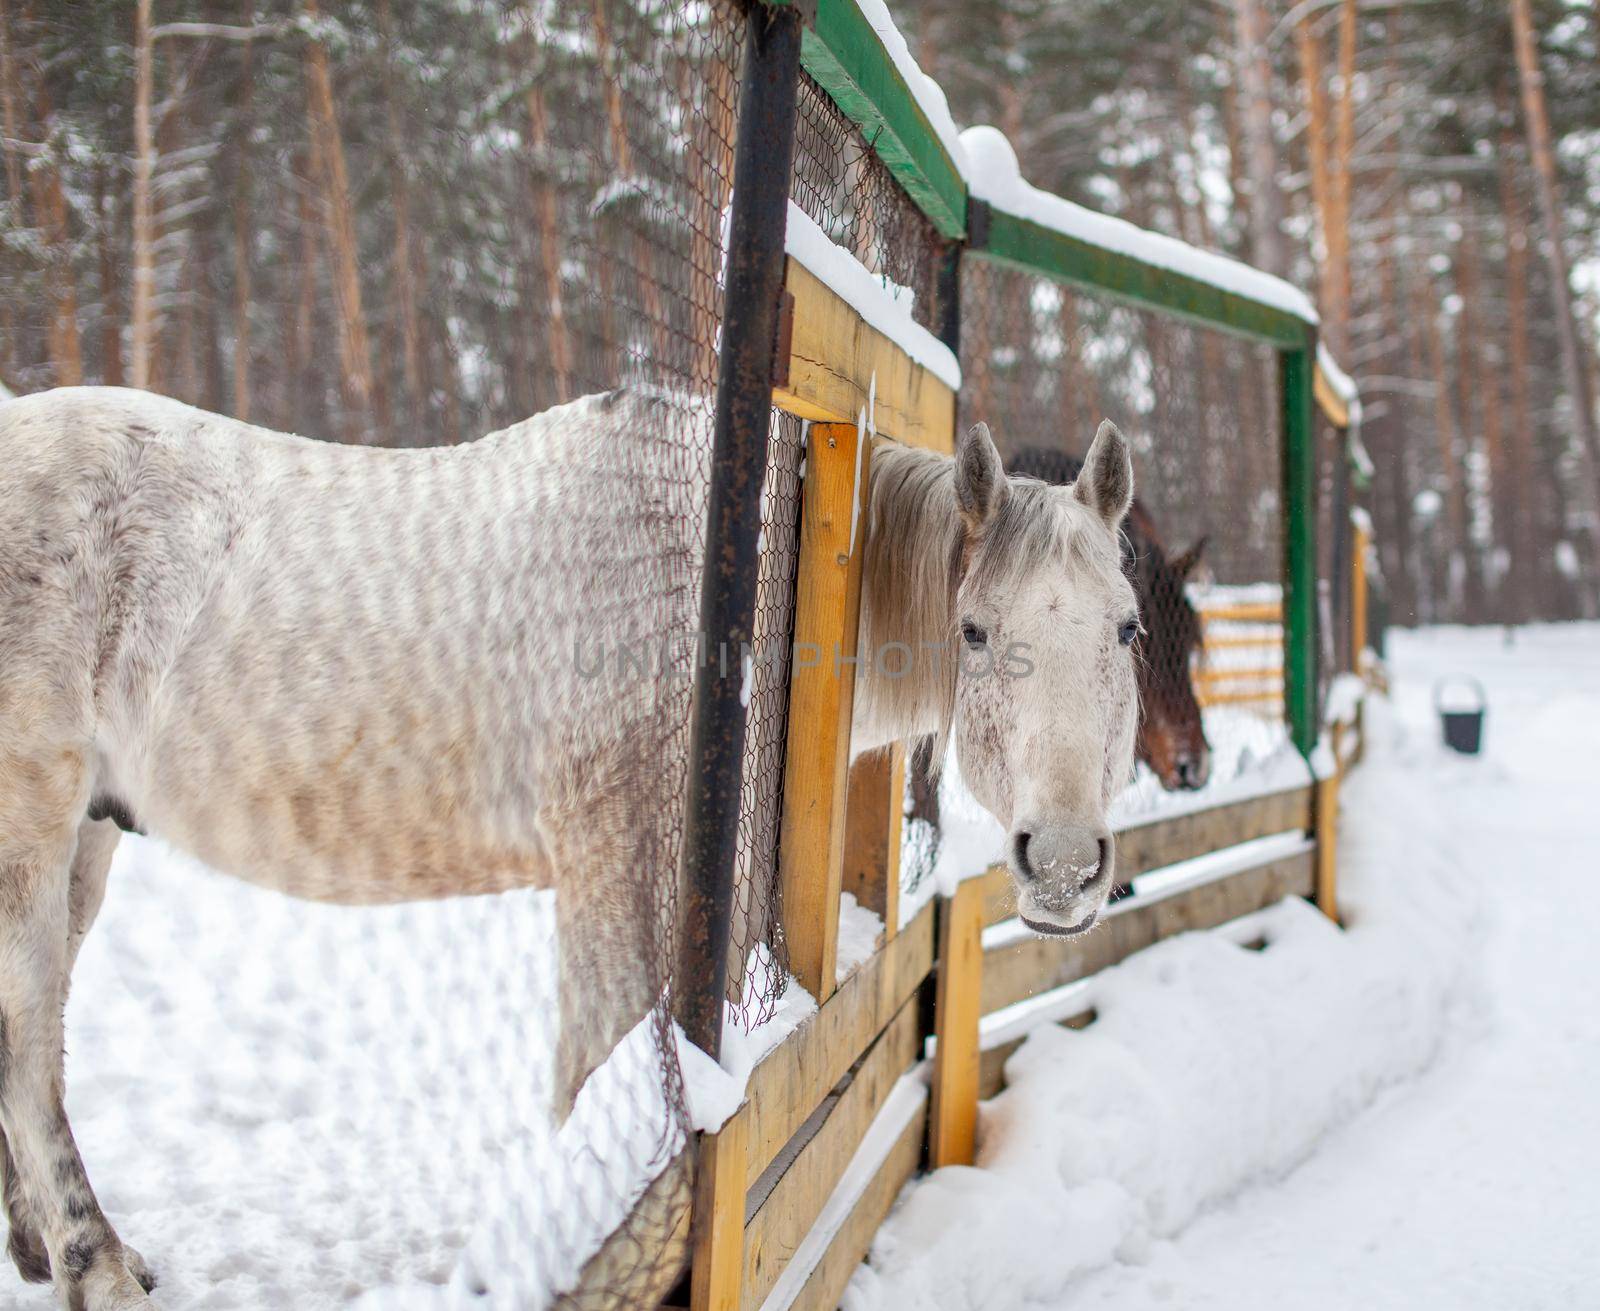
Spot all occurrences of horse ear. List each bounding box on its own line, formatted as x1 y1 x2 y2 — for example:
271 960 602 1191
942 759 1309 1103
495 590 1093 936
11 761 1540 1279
1074 419 1133 527
1171 536 1208 577
954 421 1008 533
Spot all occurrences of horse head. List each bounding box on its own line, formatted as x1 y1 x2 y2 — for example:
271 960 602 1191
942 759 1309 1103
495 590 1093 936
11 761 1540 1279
1005 443 1211 793
1131 526 1211 790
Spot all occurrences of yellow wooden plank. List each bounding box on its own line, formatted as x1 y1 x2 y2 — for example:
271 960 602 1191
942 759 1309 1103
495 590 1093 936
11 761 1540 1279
1351 517 1370 667
1314 360 1352 428
773 258 956 455
785 1098 927 1311
1201 602 1283 623
742 899 934 1193
980 849 1314 1015
929 878 985 1168
841 745 905 946
740 1000 919 1310
1195 665 1284 685
1197 688 1283 709
778 421 873 1001
691 1109 750 1311
1314 772 1340 923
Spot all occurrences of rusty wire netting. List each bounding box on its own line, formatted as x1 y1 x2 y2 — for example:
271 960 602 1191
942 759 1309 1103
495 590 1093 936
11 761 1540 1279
2 0 755 1305
961 258 1292 815
790 69 953 336
725 409 805 1028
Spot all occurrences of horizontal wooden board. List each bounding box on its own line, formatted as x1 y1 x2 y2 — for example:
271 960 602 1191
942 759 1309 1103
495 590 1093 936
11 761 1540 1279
978 784 1313 928
1314 361 1352 428
784 1096 927 1311
1201 603 1284 623
773 258 956 455
743 899 935 1191
980 849 1314 1015
741 999 920 1310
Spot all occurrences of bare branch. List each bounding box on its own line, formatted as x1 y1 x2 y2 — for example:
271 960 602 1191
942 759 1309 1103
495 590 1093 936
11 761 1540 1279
150 21 285 42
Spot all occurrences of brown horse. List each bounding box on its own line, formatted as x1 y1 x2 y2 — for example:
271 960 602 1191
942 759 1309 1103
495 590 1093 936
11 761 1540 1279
1007 444 1210 791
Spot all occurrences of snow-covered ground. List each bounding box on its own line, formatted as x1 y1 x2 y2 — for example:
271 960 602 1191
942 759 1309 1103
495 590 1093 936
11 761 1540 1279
847 622 1600 1310
40 854 679 1308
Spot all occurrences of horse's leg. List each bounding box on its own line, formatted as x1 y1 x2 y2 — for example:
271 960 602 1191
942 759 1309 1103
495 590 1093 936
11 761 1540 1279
0 814 124 1287
552 864 660 1124
0 777 153 1309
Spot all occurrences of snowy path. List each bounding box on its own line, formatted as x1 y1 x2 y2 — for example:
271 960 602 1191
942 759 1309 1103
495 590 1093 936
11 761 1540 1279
1070 624 1600 1309
846 624 1600 1311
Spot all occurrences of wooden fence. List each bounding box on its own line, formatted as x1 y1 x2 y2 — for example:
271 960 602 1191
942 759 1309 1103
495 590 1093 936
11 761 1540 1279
647 3 1379 1307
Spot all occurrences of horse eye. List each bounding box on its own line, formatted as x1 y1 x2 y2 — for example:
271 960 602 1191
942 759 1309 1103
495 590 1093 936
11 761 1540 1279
1118 619 1140 647
960 620 988 647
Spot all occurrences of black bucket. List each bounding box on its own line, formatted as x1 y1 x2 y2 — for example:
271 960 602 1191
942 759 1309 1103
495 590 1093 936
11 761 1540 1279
1434 676 1486 755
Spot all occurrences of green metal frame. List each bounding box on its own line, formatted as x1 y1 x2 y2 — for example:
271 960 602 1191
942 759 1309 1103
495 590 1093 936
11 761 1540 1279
777 0 1325 755
974 207 1310 348
1280 346 1321 755
795 0 967 238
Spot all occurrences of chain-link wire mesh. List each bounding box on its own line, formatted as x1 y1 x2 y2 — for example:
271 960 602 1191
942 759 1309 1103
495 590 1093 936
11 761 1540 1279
790 70 953 337
0 1 760 1305
961 257 1291 815
725 410 804 1027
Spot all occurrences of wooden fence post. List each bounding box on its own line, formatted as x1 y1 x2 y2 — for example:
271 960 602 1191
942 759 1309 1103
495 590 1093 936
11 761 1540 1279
778 420 873 1001
689 1104 749 1311
1350 513 1370 672
1314 770 1340 923
929 877 984 1168
841 743 905 945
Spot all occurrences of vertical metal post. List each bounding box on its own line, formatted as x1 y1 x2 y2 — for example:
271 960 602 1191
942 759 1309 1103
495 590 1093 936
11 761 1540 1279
675 1 803 1060
1281 342 1321 757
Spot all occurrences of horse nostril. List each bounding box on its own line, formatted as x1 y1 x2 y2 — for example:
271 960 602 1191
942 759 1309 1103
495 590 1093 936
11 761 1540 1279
1014 830 1035 880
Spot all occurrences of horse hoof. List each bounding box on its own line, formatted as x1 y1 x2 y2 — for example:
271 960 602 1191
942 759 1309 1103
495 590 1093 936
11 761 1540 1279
76 1249 159 1310
124 1244 157 1293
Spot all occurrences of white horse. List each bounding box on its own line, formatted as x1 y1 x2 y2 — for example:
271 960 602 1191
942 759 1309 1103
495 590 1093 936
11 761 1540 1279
0 385 1137 1309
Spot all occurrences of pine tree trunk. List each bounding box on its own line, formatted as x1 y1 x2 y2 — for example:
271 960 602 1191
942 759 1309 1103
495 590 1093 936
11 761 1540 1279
0 0 26 385
1326 0 1358 358
1451 223 1488 621
1498 112 1539 622
1461 222 1507 614
302 0 374 431
680 22 735 397
591 0 667 378
1295 15 1334 320
29 83 82 388
1413 273 1473 620
1232 0 1287 276
380 0 427 419
131 0 156 389
1508 0 1600 516
96 164 124 387
231 41 253 419
524 78 573 401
